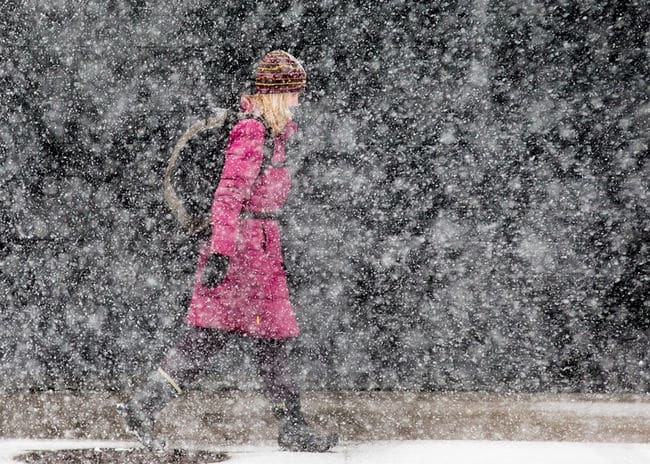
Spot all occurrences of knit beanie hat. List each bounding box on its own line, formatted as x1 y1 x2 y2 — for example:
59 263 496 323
254 50 306 94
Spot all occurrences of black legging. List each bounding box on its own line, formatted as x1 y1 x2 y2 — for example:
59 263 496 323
159 325 299 402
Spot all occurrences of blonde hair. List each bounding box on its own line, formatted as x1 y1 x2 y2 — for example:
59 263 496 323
247 93 295 135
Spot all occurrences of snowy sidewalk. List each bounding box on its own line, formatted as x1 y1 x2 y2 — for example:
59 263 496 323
1 391 650 463
2 391 650 443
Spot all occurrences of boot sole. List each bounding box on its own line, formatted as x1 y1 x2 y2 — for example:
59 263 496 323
279 433 338 452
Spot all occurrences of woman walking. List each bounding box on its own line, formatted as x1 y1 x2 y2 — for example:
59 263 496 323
119 50 337 453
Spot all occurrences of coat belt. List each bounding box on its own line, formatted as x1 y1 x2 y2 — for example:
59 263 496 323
240 210 280 220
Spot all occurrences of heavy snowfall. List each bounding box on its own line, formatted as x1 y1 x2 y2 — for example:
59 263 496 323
0 0 648 462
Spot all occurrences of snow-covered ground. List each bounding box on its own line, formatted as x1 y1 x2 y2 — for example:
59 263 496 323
1 439 650 464
3 392 650 463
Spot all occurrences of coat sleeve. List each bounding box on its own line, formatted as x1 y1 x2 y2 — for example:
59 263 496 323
210 118 266 256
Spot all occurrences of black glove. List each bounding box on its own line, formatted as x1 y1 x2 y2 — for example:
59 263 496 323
201 253 230 288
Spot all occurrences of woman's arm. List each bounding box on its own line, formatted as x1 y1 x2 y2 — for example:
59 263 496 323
209 118 266 256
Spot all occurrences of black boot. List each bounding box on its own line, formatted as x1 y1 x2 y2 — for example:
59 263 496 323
273 394 338 452
117 368 181 450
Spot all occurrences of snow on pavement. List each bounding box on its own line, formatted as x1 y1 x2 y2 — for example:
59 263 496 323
1 439 650 464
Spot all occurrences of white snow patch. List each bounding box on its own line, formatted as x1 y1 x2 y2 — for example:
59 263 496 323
2 439 650 464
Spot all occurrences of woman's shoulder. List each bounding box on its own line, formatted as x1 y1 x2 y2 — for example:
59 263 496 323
230 116 267 139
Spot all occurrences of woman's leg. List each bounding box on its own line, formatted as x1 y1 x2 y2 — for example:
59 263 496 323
159 325 228 388
120 325 227 448
253 338 338 452
254 338 299 403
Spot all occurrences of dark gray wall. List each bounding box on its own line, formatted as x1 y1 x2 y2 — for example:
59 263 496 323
1 0 648 392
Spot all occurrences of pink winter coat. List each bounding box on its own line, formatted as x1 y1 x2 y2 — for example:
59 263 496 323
185 116 299 339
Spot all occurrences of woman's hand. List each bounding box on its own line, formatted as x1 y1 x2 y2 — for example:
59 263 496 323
201 253 230 288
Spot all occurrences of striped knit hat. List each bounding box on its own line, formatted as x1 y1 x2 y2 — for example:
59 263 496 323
254 50 306 94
